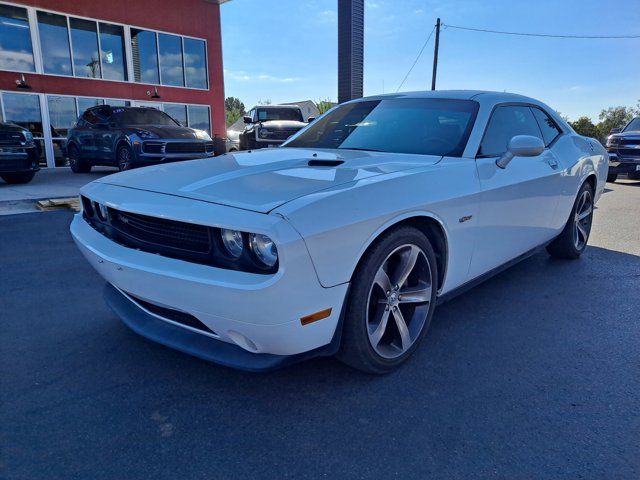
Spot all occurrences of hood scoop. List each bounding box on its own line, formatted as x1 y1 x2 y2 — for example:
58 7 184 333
307 159 344 167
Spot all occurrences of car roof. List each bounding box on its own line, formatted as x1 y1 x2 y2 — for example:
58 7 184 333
252 104 301 109
360 89 540 104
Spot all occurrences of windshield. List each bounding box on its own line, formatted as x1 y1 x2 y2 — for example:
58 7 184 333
256 107 303 122
283 98 478 156
113 108 178 126
623 118 640 132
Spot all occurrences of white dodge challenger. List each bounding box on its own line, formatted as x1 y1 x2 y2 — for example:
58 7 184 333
71 91 608 373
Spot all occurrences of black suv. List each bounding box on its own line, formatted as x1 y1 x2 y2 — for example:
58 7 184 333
66 106 215 172
238 105 311 150
0 122 40 184
606 117 640 182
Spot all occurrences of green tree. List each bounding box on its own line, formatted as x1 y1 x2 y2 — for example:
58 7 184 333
570 116 598 138
597 106 635 140
224 96 245 127
316 99 335 115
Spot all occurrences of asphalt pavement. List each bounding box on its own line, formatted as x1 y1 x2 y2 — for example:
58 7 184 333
1 179 638 479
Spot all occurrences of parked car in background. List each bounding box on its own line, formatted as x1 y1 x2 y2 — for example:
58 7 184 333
238 105 311 150
226 129 240 152
65 106 215 173
72 90 607 374
0 122 40 184
606 117 640 181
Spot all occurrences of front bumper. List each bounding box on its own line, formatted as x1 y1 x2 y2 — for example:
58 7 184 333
0 146 40 173
70 188 348 366
133 151 215 166
608 151 640 174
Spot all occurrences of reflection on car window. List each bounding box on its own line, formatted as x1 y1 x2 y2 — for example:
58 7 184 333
113 108 177 126
284 98 478 157
257 108 303 122
479 105 543 156
531 107 561 146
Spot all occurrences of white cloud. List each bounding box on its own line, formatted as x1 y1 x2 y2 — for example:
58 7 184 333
225 69 301 83
317 9 337 24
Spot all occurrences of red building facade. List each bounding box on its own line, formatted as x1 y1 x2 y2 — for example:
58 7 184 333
0 0 227 167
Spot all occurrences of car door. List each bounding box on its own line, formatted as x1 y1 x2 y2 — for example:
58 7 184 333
91 107 116 161
76 111 99 159
469 104 563 278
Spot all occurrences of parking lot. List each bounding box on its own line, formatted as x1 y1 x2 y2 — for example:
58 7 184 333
1 179 638 479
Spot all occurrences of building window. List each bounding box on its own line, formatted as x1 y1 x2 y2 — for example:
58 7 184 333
183 38 207 89
107 99 130 107
0 4 35 72
2 92 46 166
158 33 184 87
37 11 72 76
187 105 210 134
47 95 76 166
131 28 159 84
70 18 101 78
77 97 104 116
99 22 127 81
164 103 187 126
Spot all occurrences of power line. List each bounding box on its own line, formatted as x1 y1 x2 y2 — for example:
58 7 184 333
396 26 436 92
442 23 640 39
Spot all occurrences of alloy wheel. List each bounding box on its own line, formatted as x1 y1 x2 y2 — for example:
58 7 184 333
118 147 132 171
366 244 433 359
573 189 593 250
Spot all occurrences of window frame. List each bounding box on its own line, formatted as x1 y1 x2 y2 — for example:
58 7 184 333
476 102 565 158
0 1 209 91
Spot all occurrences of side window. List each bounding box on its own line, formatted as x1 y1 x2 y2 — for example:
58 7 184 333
479 105 543 157
531 107 561 146
83 110 98 125
96 107 111 124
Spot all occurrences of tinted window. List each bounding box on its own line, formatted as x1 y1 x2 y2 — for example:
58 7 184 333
113 108 177 126
158 33 184 86
285 99 479 157
70 18 100 78
531 107 561 145
99 23 127 81
183 38 207 89
47 95 76 138
131 29 159 84
257 108 303 122
0 4 35 72
479 105 542 156
164 104 187 126
82 110 100 125
2 93 43 136
38 11 72 76
623 118 640 132
187 105 210 134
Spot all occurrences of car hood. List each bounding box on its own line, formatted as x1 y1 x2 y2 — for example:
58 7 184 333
611 131 640 139
125 124 204 139
96 148 441 213
258 120 307 129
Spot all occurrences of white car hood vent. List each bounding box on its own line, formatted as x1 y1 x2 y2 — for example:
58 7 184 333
97 147 441 213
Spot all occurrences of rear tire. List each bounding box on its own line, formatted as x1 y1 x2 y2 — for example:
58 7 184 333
1 171 35 184
68 144 91 173
337 226 438 374
606 173 617 183
546 182 594 260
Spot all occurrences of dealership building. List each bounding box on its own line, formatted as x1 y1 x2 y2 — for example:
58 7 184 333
0 0 227 168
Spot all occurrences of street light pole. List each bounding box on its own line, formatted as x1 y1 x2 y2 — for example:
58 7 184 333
431 17 441 90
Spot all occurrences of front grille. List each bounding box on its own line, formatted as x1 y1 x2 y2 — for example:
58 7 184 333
618 149 640 157
142 141 164 154
267 130 298 141
0 132 24 145
109 209 211 254
0 157 29 170
126 292 217 336
620 139 640 146
165 142 207 154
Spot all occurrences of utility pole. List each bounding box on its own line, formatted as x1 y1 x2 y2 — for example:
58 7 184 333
431 18 441 90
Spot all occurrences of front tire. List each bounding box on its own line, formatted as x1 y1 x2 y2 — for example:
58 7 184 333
1 172 35 184
546 182 594 259
117 144 134 171
337 226 438 374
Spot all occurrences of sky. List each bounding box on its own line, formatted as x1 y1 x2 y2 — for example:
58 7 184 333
220 0 640 121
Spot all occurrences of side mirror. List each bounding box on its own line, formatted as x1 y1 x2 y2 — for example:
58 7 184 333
307 116 316 123
609 127 622 134
496 135 545 169
243 116 252 124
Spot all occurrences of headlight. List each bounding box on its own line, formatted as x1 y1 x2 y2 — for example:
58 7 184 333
135 129 157 139
220 229 244 258
249 233 278 268
258 128 270 139
195 129 211 140
606 137 619 147
23 131 34 142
